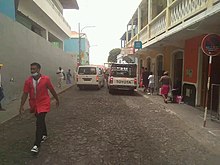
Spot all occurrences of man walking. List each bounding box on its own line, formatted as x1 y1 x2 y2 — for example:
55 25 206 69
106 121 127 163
56 67 64 88
142 68 150 92
19 62 59 153
66 69 72 84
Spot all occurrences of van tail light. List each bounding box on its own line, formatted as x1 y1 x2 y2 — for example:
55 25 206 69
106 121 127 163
134 78 137 85
96 75 99 82
76 75 78 82
110 77 113 84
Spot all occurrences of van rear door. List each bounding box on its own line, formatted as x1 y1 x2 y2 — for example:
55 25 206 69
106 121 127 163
77 67 98 85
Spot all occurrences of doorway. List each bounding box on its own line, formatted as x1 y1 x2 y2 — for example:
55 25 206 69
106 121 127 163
173 51 183 93
200 53 220 110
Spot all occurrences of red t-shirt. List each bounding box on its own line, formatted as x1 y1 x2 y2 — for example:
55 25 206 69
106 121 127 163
23 75 54 114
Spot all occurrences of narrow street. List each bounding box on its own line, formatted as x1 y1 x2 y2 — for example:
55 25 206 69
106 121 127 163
0 86 219 165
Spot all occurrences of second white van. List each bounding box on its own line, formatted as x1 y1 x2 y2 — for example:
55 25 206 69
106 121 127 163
76 65 105 90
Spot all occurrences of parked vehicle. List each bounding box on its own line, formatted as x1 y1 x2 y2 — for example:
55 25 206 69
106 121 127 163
76 65 105 90
107 63 137 93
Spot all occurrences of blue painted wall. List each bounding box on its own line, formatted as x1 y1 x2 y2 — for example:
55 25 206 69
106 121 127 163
0 0 15 20
64 38 85 53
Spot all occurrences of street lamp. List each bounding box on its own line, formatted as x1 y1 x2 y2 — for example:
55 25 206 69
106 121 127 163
78 23 95 66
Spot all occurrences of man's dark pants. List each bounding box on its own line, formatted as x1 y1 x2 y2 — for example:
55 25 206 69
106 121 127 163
35 112 47 147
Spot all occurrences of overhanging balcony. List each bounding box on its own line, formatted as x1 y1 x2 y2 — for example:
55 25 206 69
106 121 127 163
18 0 75 39
126 0 220 51
33 0 72 36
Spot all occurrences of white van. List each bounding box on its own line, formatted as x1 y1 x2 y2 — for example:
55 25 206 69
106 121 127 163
76 65 105 90
108 63 137 93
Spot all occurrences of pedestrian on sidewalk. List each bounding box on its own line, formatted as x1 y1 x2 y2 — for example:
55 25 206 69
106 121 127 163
142 68 150 92
159 71 172 103
0 64 5 111
19 62 59 153
56 67 65 88
66 69 72 84
148 72 155 95
139 67 144 88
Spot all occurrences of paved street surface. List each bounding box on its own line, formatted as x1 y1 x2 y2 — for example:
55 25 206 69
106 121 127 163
0 86 220 165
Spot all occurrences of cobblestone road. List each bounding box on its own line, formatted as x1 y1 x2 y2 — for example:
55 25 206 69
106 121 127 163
0 86 220 165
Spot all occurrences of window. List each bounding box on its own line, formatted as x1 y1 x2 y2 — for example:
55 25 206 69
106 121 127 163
110 64 137 78
78 67 97 75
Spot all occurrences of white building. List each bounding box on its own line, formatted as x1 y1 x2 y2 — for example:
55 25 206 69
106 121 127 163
17 0 79 49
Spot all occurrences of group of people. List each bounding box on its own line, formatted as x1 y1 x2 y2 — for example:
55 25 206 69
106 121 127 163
56 67 73 88
141 67 175 104
141 67 155 95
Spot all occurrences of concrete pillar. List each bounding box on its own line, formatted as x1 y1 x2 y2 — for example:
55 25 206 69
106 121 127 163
41 29 48 40
148 0 152 23
126 25 129 44
45 29 49 41
166 0 170 31
131 18 134 38
138 6 141 40
60 41 64 50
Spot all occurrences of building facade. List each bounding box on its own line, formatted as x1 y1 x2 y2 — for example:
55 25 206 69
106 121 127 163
0 0 78 121
64 31 90 65
122 0 220 111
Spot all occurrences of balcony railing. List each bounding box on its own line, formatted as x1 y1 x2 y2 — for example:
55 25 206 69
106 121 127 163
169 0 208 28
139 25 148 44
127 34 138 47
149 9 166 39
126 0 220 47
46 0 71 29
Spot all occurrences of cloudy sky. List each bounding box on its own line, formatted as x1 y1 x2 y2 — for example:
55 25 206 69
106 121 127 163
64 0 141 65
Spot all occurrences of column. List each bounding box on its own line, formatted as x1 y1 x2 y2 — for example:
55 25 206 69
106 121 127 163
131 18 134 38
166 0 170 31
138 6 141 40
148 0 152 23
126 25 129 45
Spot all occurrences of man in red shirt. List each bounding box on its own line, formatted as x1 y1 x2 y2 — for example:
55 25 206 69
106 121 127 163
19 62 59 153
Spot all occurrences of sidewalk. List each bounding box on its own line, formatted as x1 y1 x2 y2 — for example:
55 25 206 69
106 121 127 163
137 88 220 153
0 83 74 124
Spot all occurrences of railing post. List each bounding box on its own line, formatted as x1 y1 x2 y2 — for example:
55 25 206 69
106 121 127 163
148 0 152 23
148 0 152 40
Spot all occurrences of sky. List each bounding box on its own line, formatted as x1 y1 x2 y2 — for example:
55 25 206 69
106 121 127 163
64 0 141 65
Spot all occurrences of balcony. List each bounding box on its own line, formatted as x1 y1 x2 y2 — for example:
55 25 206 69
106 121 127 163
33 0 71 36
18 0 74 39
126 0 220 49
